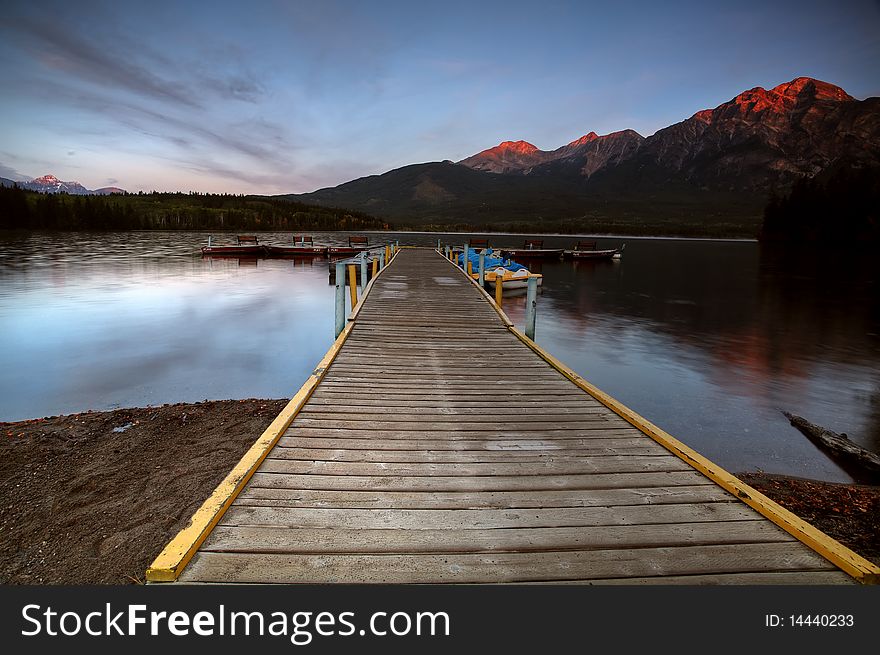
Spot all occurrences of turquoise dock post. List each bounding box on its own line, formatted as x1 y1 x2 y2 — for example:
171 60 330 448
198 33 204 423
525 275 538 340
360 253 368 289
478 251 485 286
463 244 469 270
334 262 346 337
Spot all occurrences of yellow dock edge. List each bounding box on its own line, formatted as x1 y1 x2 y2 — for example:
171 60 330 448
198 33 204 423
443 248 880 584
146 246 399 583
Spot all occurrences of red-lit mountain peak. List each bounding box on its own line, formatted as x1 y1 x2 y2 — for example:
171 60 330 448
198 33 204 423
493 140 539 153
457 140 548 173
566 132 599 147
770 77 853 102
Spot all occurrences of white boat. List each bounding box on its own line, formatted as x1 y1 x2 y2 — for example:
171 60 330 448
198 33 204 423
475 267 543 290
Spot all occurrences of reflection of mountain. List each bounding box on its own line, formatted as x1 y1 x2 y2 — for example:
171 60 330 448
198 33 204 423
536 242 880 452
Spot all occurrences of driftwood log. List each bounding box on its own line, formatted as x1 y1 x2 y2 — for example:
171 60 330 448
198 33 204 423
782 411 880 473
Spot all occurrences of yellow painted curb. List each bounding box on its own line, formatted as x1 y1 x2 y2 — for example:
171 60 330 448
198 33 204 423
146 244 402 582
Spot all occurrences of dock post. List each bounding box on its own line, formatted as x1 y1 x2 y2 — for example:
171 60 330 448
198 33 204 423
437 239 441 251
478 251 485 286
379 251 385 269
372 257 378 277
495 273 503 307
385 245 391 263
360 254 368 289
207 235 212 248
334 262 345 336
347 264 358 308
525 275 538 340
463 244 469 270
467 261 473 276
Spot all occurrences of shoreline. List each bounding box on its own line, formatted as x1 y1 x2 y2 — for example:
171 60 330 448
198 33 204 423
1 400 877 583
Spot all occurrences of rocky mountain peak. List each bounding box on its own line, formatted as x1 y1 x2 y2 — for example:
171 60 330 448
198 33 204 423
495 140 539 153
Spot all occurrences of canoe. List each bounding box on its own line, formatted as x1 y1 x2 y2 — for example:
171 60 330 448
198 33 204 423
201 244 268 256
564 244 625 260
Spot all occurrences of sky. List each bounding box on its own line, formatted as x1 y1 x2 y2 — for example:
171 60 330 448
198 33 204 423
0 0 878 194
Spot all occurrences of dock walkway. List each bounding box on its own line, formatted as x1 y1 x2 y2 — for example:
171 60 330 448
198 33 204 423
149 248 875 584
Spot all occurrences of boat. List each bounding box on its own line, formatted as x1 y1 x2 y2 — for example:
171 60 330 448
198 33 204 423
500 239 564 259
328 235 371 256
564 240 625 260
265 235 328 257
481 267 543 290
457 248 543 290
201 235 268 256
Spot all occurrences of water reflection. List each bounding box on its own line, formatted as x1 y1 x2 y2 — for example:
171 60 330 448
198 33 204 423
0 231 877 483
498 240 879 483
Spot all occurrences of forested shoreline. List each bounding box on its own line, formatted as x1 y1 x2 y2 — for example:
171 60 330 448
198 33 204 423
0 186 390 232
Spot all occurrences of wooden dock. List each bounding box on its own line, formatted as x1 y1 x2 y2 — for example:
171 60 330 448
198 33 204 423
147 247 878 584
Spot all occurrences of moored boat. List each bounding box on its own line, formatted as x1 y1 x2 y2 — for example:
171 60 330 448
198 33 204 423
201 235 268 256
500 239 564 259
564 240 625 260
265 235 328 257
328 235 370 256
481 267 543 290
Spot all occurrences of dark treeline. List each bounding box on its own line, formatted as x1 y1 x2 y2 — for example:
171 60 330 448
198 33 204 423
761 165 880 242
0 187 391 232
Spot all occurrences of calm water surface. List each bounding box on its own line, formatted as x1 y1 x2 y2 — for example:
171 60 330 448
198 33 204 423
1 230 877 483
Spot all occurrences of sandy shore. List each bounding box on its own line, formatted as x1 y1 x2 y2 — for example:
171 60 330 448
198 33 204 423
1 400 877 584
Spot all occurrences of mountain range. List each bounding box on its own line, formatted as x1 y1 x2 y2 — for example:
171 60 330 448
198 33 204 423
0 174 126 195
287 77 880 233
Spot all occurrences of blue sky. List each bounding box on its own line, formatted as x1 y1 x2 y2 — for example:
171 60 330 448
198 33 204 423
0 0 878 194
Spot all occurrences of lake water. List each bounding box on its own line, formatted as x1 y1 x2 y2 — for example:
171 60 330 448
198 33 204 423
0 230 877 484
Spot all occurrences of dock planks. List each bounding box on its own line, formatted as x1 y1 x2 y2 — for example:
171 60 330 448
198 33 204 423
173 248 858 584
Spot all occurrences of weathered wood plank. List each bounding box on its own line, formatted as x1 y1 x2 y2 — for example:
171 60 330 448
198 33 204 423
528 572 854 585
289 418 627 431
283 428 644 440
277 435 652 450
247 470 712 492
234 485 732 509
202 521 792 554
178 542 838 584
219 502 756 530
270 443 669 461
258 456 691 477
298 405 614 416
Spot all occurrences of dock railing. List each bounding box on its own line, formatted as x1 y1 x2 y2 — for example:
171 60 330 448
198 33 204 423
334 244 399 337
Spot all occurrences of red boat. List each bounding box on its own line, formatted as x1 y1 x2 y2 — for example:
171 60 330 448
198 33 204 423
265 235 328 257
327 235 370 255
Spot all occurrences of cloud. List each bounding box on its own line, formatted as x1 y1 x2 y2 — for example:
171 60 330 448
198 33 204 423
105 178 119 185
2 14 201 109
0 163 31 181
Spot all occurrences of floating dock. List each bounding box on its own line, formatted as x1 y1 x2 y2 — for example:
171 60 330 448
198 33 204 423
147 247 878 584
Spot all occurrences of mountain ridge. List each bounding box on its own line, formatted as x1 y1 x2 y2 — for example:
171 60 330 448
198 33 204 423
287 76 879 232
1 174 128 195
